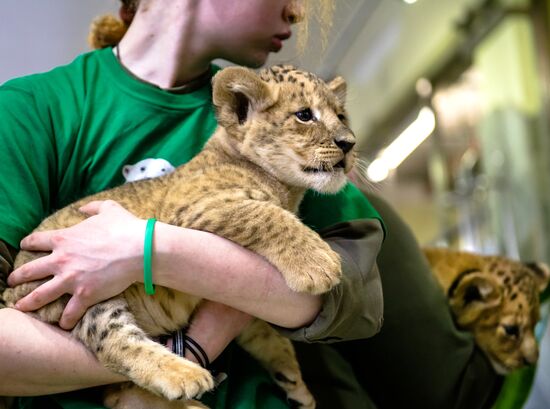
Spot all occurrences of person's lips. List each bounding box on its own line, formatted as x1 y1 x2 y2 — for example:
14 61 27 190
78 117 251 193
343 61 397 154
275 32 292 41
271 32 292 52
271 37 283 51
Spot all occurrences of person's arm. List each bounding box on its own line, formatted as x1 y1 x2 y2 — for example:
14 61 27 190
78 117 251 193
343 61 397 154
1 233 251 396
0 239 124 395
8 200 322 330
0 301 253 396
3 200 382 395
9 199 385 342
0 307 126 396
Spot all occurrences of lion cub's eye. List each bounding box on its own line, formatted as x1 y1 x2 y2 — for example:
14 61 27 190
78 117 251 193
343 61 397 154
337 114 347 122
295 108 314 122
503 324 520 337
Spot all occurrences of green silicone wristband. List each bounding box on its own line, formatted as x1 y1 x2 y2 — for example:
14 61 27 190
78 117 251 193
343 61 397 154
144 218 157 295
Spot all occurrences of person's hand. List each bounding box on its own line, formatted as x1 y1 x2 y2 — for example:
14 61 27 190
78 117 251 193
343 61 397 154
8 200 145 330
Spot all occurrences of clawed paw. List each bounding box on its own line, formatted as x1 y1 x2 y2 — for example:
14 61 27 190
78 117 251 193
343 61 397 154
141 356 215 401
283 248 341 295
272 370 315 409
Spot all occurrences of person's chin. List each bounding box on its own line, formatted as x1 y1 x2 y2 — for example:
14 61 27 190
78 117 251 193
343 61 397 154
247 58 268 68
232 50 270 68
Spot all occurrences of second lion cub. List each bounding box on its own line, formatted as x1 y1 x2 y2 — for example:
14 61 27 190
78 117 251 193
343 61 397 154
4 65 356 409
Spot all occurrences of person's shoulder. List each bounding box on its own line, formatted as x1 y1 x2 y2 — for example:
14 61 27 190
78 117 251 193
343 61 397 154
1 49 106 96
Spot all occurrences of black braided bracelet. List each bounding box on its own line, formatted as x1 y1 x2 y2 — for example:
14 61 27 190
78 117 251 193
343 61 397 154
156 329 210 369
172 329 186 358
164 329 209 369
184 334 211 369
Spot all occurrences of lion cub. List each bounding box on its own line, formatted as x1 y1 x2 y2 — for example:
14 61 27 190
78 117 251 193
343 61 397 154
424 247 550 374
3 65 355 409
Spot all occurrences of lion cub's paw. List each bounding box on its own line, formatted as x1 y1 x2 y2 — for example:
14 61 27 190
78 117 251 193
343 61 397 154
283 247 341 295
288 391 316 409
272 369 315 409
2 285 29 307
143 356 214 401
282 381 316 409
1 288 14 307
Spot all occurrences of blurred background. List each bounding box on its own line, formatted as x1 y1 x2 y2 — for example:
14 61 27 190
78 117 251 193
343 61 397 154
2 0 550 407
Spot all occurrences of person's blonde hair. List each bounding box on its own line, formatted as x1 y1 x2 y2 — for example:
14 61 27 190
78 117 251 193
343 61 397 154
88 0 334 53
297 0 334 52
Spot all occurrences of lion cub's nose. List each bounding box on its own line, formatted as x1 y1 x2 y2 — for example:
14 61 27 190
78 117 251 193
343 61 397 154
335 140 355 154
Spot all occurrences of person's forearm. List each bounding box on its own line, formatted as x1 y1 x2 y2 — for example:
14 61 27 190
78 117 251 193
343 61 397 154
0 308 125 396
150 222 323 329
183 300 253 363
8 201 322 330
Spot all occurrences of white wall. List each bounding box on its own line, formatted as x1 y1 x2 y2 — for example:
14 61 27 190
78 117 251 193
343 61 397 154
0 0 118 84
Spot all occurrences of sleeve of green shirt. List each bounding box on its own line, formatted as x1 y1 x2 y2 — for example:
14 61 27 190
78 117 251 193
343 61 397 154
0 81 57 249
276 219 384 342
276 183 386 343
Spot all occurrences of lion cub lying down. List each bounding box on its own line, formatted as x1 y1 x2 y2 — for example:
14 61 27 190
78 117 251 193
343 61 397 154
3 65 356 409
425 247 549 374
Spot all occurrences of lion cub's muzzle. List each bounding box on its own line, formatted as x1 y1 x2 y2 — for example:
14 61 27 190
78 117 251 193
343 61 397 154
336 134 356 173
302 132 356 174
335 140 355 154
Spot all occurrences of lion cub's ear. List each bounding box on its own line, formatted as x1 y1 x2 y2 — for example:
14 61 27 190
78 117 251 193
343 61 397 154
212 67 276 131
448 270 502 327
524 262 550 292
327 76 347 105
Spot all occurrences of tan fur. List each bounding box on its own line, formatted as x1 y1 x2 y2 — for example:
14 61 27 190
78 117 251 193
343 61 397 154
424 247 550 374
3 65 355 409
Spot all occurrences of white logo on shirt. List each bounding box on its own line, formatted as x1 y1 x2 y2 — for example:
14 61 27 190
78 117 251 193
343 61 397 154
122 158 176 182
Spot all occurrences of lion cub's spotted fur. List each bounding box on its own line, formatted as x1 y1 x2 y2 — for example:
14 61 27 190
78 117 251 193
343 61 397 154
424 248 550 374
3 65 356 409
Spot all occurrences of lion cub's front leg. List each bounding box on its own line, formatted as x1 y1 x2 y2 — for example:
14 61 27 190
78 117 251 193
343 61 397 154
245 202 342 294
181 199 341 295
74 296 214 402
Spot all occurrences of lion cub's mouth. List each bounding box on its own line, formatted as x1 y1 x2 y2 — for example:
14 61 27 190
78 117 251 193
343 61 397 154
303 159 346 173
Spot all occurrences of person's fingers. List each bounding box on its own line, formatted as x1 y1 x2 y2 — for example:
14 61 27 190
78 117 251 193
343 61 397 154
79 199 122 215
14 276 67 312
19 230 58 252
59 295 88 330
78 200 104 215
7 255 56 286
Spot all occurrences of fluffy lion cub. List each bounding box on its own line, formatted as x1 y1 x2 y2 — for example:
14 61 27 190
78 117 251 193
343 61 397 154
425 248 550 374
3 65 356 409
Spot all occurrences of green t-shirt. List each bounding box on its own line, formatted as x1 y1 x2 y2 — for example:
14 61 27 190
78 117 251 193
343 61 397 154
0 48 382 408
0 48 219 249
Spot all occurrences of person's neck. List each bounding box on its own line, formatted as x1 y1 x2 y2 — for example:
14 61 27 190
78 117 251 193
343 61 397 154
116 1 213 89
